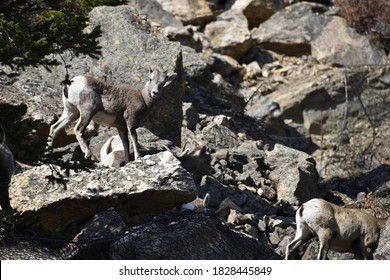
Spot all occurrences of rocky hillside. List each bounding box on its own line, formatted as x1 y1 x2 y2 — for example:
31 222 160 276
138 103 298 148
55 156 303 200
0 0 389 260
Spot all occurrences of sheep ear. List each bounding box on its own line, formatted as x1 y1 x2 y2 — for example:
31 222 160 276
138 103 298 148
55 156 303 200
163 73 177 88
148 65 153 74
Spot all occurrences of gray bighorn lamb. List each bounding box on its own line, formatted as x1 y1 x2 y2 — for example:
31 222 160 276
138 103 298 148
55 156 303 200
163 143 212 185
285 198 387 260
48 67 176 163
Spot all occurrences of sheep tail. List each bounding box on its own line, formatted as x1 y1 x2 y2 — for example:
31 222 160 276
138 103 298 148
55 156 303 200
63 85 69 98
298 204 304 217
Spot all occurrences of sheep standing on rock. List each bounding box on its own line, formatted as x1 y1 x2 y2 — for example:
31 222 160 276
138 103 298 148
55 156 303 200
285 198 387 260
47 66 176 163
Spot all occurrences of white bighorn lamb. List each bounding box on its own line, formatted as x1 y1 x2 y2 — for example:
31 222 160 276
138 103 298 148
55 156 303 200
100 134 126 168
48 67 176 163
180 193 210 211
285 198 387 260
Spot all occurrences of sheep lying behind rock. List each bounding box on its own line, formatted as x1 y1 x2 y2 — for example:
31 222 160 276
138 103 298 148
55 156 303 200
180 193 210 211
100 135 126 168
100 135 213 184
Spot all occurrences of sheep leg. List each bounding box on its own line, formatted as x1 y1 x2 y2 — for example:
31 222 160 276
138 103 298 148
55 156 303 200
117 128 130 163
360 235 377 260
129 127 140 160
361 248 374 260
47 106 79 149
285 238 307 260
74 112 96 160
88 121 100 136
317 229 332 260
285 225 312 260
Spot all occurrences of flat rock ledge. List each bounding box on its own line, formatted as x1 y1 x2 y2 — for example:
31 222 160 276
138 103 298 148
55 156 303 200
9 151 197 233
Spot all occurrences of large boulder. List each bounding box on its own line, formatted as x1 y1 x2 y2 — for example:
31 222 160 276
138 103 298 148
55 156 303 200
127 0 183 27
267 66 346 123
0 241 60 260
251 2 388 65
204 10 252 60
251 2 330 56
61 208 129 260
265 144 320 205
312 16 389 66
231 0 294 28
62 209 282 259
155 0 214 25
110 211 282 259
245 66 363 134
8 151 197 236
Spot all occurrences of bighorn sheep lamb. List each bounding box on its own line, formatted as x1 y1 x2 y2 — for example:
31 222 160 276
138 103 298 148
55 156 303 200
162 143 212 185
180 193 210 211
100 134 126 168
48 66 176 163
285 198 387 260
100 135 212 181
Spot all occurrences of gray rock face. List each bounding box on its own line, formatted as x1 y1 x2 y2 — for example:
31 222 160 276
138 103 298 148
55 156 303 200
0 241 60 260
9 151 197 234
312 16 389 66
181 45 209 81
61 208 129 259
209 53 242 77
245 66 362 134
252 2 330 56
232 0 293 28
155 0 214 25
127 0 183 27
60 209 282 259
265 144 320 205
204 10 252 60
252 2 388 65
266 67 344 123
109 210 282 260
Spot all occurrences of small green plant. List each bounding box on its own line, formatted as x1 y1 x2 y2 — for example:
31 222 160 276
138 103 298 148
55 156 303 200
0 0 126 70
